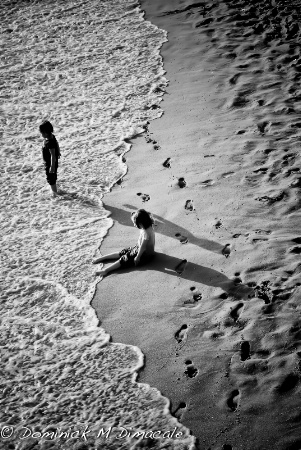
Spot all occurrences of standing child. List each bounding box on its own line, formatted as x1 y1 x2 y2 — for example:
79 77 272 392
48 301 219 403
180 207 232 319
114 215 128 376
39 120 61 195
93 209 155 277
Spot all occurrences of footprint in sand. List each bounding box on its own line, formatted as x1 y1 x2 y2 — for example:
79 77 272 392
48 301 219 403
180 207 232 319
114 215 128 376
200 179 214 187
253 167 268 174
230 92 249 108
145 134 160 150
215 219 222 229
185 200 194 211
227 389 240 411
163 157 171 168
175 324 188 343
285 167 300 176
240 341 251 361
292 237 301 244
192 292 202 302
252 238 268 243
262 303 275 315
230 302 244 322
184 360 198 378
222 243 231 258
195 17 215 28
255 281 273 305
256 191 287 204
290 246 301 254
283 153 296 165
290 178 301 188
254 229 271 235
191 287 202 301
175 233 189 244
178 177 186 188
175 259 187 275
276 373 300 394
229 73 240 85
222 171 235 178
257 121 270 134
183 287 202 305
234 276 242 285
137 192 150 202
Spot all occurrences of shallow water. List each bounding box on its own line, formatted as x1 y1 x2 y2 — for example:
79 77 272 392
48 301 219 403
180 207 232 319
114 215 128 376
0 1 195 448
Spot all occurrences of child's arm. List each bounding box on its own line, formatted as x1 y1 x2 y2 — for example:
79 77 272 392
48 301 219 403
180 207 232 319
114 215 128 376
134 240 147 266
49 148 56 173
56 141 61 158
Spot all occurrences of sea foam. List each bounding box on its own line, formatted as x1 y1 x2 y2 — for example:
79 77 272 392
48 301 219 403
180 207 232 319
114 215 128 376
1 0 195 448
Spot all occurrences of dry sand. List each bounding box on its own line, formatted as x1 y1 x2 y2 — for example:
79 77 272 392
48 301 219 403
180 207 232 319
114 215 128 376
93 0 301 448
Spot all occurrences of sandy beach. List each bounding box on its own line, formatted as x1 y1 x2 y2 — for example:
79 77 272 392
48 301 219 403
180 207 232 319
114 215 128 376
2 0 301 448
93 0 301 449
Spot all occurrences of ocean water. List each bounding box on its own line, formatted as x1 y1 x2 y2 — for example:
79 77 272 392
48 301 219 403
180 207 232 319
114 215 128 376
1 1 195 448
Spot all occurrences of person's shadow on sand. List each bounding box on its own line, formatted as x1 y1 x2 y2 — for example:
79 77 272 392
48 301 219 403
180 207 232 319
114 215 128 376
103 203 225 254
149 253 254 299
103 252 254 300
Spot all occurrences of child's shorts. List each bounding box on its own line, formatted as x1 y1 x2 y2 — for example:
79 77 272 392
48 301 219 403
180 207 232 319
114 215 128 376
119 245 139 268
45 167 58 186
118 246 154 268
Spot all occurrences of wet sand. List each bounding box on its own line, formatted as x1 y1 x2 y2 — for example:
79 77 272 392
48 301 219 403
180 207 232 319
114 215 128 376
93 0 301 448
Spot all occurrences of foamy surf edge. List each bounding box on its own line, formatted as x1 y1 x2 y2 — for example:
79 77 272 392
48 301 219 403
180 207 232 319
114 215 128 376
1 0 196 448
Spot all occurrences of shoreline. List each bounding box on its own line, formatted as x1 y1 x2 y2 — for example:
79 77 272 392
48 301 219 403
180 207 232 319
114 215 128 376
93 0 301 448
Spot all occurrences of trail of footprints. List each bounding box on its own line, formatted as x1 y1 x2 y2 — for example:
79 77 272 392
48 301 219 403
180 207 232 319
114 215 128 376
137 4 301 441
154 0 301 442
144 126 160 150
220 262 301 413
200 0 301 209
172 260 301 422
174 286 204 383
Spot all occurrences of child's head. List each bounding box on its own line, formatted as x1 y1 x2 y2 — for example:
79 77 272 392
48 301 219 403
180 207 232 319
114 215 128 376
131 209 154 229
39 120 53 138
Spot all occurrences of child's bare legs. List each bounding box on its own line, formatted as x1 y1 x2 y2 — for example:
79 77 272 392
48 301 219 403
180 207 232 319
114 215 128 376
95 260 121 277
93 252 121 277
92 252 120 264
50 183 58 196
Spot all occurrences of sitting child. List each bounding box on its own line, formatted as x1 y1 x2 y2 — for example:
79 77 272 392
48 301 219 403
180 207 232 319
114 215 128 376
93 209 155 277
